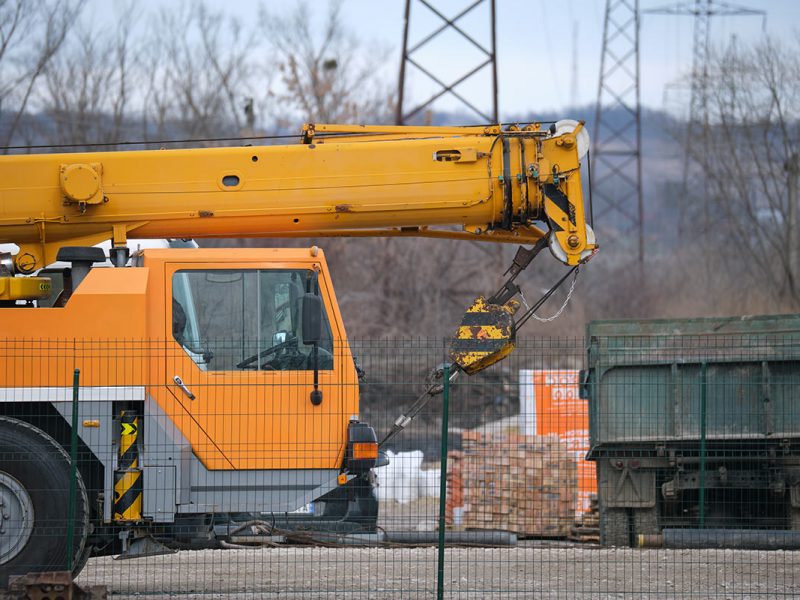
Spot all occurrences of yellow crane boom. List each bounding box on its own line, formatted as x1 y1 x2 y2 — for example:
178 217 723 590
0 122 594 273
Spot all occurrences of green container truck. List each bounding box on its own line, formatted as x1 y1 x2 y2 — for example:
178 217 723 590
583 314 800 547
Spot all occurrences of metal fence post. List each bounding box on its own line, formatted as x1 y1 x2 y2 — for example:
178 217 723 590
699 362 707 529
436 363 451 600
66 367 80 571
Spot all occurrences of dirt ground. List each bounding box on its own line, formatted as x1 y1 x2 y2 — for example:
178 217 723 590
76 543 800 599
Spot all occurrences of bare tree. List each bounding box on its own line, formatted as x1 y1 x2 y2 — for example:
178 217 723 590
688 38 800 308
260 0 393 125
34 2 137 149
141 1 258 141
0 0 84 150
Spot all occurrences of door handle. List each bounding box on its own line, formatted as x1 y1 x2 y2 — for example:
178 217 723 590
173 375 196 400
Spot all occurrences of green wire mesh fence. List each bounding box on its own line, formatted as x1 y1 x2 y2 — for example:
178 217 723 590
1 319 799 598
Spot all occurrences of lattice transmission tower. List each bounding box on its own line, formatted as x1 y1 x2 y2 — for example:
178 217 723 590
592 0 644 265
396 0 498 125
643 0 767 192
645 1 766 231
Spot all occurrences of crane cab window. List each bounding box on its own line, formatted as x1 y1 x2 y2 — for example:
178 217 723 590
171 269 334 371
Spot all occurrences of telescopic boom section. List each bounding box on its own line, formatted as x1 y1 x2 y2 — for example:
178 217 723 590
0 122 595 274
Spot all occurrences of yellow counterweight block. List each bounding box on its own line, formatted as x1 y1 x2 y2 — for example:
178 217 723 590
114 411 142 521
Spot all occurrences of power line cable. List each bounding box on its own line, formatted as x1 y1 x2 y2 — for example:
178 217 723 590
0 120 562 152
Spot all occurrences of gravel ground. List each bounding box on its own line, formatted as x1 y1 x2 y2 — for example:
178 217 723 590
76 545 800 599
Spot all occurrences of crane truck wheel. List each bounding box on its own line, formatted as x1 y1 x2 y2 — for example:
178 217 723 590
0 416 89 589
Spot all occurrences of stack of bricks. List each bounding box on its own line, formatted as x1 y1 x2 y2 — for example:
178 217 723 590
445 450 464 525
448 431 577 537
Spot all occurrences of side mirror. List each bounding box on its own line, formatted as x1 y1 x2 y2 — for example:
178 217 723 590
301 293 323 345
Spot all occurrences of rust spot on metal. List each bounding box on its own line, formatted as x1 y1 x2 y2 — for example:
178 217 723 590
335 204 353 213
450 296 518 375
469 326 490 339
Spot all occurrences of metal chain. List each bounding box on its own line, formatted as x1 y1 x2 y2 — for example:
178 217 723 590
527 267 579 323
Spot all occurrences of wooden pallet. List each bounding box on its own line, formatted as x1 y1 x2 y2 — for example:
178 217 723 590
570 494 600 543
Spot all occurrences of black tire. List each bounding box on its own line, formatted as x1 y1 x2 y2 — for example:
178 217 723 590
600 507 630 547
72 545 92 577
0 417 89 588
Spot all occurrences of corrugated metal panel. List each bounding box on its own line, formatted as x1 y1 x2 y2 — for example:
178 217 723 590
586 314 800 449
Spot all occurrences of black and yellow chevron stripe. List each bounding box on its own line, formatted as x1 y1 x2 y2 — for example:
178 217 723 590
114 411 142 521
450 296 518 375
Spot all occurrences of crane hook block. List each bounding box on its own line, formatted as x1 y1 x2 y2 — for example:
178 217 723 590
449 296 519 375
60 162 104 206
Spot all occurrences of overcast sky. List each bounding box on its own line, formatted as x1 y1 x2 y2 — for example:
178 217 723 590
97 0 798 120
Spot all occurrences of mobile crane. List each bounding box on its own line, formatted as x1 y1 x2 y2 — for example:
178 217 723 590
0 121 595 584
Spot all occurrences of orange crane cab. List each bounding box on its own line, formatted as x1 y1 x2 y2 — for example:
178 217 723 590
0 245 378 579
3 246 359 468
0 121 595 582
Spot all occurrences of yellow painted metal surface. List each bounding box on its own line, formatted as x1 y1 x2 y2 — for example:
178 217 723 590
0 122 594 271
60 162 103 205
0 275 51 301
